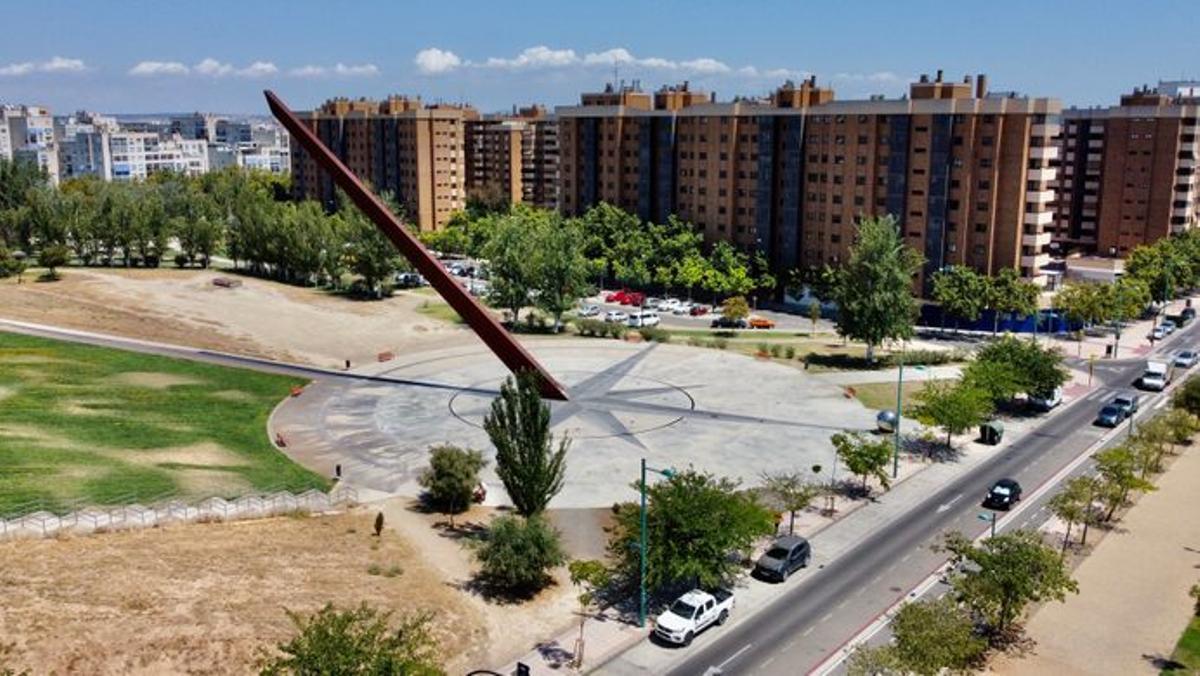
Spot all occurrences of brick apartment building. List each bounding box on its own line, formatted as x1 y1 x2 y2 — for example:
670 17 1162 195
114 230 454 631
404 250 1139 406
464 105 559 210
1053 85 1200 256
289 96 471 232
558 73 1062 290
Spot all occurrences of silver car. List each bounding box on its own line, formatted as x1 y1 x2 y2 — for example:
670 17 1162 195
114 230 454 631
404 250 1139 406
1175 350 1198 369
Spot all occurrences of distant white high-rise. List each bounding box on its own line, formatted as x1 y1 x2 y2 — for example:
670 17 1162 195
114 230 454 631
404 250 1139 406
2 104 61 184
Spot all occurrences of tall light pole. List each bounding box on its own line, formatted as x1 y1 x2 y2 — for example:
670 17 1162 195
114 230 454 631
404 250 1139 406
893 349 904 479
639 458 675 628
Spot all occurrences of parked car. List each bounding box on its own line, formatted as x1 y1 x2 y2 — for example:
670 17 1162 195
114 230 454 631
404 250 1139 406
605 290 628 303
627 311 661 328
645 297 663 310
748 316 776 329
1162 319 1178 335
1112 393 1140 415
1181 307 1197 325
753 535 811 582
1150 325 1168 341
689 304 711 317
1028 386 1063 411
673 302 693 315
621 292 646 306
1175 350 1198 369
711 316 748 329
659 298 682 313
578 304 601 318
394 272 426 288
653 589 734 646
604 310 628 323
1095 403 1127 427
982 478 1023 511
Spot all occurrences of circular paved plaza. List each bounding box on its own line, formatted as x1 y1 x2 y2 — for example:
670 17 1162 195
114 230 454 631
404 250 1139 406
272 339 878 508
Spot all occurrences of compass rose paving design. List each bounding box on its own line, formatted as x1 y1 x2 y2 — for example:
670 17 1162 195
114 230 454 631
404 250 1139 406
272 340 878 508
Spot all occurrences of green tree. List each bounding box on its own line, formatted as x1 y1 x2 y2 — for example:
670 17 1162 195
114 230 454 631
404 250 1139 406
1107 275 1151 355
473 515 565 595
484 210 540 322
850 596 986 675
830 432 893 493
846 644 905 676
1055 282 1108 355
721 295 750 321
913 381 993 449
970 334 1068 401
418 445 487 526
942 530 1078 638
676 251 710 301
808 298 822 334
986 267 1040 336
607 469 774 593
1048 479 1090 555
961 358 1023 406
341 198 401 298
36 243 71 279
831 216 924 362
483 373 569 517
932 265 987 332
759 471 823 535
1094 445 1157 521
1126 240 1184 304
1173 375 1200 416
568 559 612 668
532 217 592 331
259 603 443 676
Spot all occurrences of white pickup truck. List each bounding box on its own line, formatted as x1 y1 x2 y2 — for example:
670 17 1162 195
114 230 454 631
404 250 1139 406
1141 359 1175 391
653 589 734 646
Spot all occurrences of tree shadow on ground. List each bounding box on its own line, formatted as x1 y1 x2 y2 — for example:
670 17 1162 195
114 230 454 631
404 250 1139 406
1143 653 1188 671
458 572 559 606
902 435 966 463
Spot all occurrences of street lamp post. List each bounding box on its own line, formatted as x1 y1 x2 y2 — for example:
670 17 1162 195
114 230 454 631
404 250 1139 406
638 458 675 628
893 350 904 479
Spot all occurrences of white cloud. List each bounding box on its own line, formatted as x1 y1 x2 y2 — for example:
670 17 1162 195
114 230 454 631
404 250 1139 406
194 58 234 77
414 47 462 74
129 60 189 76
237 61 278 78
484 46 578 70
832 71 903 83
334 62 379 76
1 56 87 76
679 58 730 75
583 48 635 66
289 65 327 78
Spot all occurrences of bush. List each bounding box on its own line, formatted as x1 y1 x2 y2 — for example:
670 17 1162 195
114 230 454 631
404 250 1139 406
474 515 565 595
757 342 770 355
173 253 190 268
638 327 671 343
1174 376 1200 416
260 603 443 676
417 445 486 523
785 346 796 359
574 318 607 337
769 344 783 358
606 323 628 339
714 338 729 350
687 336 702 347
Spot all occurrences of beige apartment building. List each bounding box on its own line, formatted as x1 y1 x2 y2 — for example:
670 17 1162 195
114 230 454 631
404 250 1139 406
1054 85 1200 256
464 105 560 210
558 73 1061 290
289 96 470 232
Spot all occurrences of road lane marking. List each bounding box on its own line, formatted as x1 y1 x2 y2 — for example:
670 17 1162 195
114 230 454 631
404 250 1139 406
715 643 754 670
936 493 963 513
871 575 882 585
802 626 815 637
820 613 833 623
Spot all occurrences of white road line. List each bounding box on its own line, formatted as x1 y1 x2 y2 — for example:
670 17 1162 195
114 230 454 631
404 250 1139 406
784 638 800 650
854 587 866 598
871 575 882 585
836 600 848 610
820 613 833 623
761 655 777 668
900 553 912 563
715 643 754 670
802 626 815 637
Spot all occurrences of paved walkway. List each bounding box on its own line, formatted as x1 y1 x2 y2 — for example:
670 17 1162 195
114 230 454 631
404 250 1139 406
992 443 1200 675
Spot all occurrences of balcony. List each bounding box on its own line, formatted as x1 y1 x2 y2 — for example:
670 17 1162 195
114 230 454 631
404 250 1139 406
1031 146 1059 160
1022 231 1053 247
1026 189 1055 204
1028 167 1056 182
1031 123 1062 137
1181 158 1197 170
1024 210 1054 226
1021 252 1052 269
1175 206 1194 218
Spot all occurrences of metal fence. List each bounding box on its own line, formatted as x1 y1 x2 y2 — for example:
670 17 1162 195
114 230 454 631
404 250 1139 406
0 484 359 540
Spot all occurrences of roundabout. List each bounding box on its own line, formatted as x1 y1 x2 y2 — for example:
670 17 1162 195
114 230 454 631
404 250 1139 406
271 339 879 508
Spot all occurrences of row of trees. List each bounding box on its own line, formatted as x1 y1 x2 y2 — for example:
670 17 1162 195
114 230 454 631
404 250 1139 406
931 265 1041 334
0 160 410 296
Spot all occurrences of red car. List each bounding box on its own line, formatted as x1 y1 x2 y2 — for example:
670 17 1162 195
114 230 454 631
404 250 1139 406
624 292 645 306
689 305 710 316
605 290 628 303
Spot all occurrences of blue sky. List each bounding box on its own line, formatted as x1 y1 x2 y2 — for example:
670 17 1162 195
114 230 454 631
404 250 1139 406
2 0 1197 115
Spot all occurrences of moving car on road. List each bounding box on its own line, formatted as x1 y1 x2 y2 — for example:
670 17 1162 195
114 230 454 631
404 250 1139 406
1112 393 1140 416
654 589 734 646
753 535 811 582
1140 359 1174 391
982 478 1023 511
1175 350 1198 369
1094 403 1127 427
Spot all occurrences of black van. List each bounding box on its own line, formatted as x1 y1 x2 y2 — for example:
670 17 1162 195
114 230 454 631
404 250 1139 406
753 535 811 582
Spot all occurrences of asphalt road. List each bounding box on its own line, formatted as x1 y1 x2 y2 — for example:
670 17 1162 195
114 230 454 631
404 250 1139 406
662 324 1197 676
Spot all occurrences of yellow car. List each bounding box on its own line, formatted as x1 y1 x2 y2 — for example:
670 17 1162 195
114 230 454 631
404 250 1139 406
748 316 775 329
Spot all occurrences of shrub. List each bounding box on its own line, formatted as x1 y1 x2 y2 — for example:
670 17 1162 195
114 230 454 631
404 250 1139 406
1174 376 1200 416
638 327 671 343
260 603 443 675
714 338 729 350
769 344 783 358
606 323 627 339
474 515 565 595
757 342 770 356
417 445 487 524
785 346 796 359
173 253 190 268
687 336 702 347
574 319 606 337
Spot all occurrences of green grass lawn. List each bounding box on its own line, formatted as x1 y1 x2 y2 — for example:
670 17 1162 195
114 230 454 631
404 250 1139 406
415 299 464 324
848 380 943 413
0 331 328 517
1164 616 1200 674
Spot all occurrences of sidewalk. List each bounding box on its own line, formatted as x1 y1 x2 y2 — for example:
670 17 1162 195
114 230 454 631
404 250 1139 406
991 443 1200 675
1043 297 1196 361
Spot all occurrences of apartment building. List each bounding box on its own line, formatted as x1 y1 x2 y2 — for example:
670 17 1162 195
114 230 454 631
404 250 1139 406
464 105 560 209
56 111 119 180
1054 84 1200 255
289 96 470 231
109 132 209 180
558 73 1061 290
1 104 60 184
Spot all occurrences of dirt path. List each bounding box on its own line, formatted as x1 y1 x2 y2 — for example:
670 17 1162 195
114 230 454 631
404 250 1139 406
991 446 1200 675
0 268 474 368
